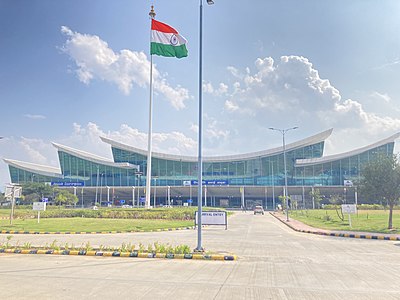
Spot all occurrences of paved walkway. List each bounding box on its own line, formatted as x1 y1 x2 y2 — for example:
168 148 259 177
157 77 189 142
2 212 400 299
272 211 400 240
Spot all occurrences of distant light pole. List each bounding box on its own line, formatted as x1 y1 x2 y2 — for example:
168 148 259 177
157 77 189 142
152 177 158 208
269 126 298 221
196 0 214 252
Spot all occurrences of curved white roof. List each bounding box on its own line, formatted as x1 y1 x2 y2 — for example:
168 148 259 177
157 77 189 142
295 132 400 167
100 128 333 163
52 142 138 170
3 158 63 178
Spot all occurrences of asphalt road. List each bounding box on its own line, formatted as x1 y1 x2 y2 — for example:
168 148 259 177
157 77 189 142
1 212 400 299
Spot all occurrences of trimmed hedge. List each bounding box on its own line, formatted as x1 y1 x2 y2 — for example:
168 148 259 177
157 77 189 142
13 207 223 220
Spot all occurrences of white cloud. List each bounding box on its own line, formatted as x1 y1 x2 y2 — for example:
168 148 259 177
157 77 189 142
203 82 228 96
211 55 400 154
370 91 391 103
224 100 239 112
0 122 199 191
23 114 46 120
60 26 190 110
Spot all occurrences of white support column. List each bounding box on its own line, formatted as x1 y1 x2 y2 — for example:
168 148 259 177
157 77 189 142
204 185 207 207
167 186 171 206
241 187 245 209
132 186 135 207
265 187 267 210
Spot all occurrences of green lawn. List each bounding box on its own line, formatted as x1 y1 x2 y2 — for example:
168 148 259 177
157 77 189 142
289 209 400 234
0 218 193 232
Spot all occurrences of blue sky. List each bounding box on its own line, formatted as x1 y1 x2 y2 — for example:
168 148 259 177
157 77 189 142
2 0 400 189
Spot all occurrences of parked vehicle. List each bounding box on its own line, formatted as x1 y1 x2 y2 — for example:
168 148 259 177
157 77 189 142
254 205 264 215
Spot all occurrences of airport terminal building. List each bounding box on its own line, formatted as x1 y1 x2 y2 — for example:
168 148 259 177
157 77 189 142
4 129 399 208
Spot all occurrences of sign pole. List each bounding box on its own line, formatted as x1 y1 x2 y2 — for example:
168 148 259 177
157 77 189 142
10 187 15 225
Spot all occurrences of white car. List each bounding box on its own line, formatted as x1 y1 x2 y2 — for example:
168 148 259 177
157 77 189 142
254 205 264 215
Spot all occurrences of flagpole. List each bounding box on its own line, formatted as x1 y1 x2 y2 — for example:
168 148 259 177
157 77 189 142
145 6 156 209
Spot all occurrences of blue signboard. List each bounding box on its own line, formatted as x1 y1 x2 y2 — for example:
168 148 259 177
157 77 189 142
42 198 48 203
120 200 125 204
190 180 228 186
51 182 85 187
187 199 193 203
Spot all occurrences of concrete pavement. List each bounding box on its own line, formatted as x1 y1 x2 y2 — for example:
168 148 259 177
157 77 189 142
272 211 400 241
1 212 400 299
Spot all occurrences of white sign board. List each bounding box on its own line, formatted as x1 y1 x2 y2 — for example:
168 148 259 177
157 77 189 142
343 180 353 187
33 202 46 211
5 185 22 199
341 204 357 214
195 211 227 229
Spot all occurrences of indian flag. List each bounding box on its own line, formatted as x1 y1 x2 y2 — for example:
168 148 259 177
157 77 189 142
151 19 188 59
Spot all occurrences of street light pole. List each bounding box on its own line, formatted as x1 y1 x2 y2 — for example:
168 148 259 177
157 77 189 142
196 0 214 252
269 126 298 221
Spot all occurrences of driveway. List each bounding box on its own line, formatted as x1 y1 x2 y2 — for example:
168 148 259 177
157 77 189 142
1 212 400 299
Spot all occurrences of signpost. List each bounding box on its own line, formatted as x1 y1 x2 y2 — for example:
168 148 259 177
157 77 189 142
5 184 22 225
341 204 357 227
33 202 46 223
195 211 227 230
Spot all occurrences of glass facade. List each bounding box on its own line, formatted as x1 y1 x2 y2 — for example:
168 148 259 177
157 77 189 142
57 151 138 187
111 142 325 186
294 142 394 186
8 165 63 184
5 133 398 188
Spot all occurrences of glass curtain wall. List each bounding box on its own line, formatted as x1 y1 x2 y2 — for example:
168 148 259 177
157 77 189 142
110 141 325 186
8 166 63 184
58 152 137 187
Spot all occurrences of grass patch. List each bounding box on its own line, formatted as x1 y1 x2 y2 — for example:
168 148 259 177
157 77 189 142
290 209 400 234
0 218 193 232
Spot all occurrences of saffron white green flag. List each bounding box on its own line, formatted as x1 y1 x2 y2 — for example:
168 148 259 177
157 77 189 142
151 19 188 58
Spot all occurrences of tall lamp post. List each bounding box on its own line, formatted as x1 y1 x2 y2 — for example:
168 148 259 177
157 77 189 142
196 0 214 252
269 126 298 221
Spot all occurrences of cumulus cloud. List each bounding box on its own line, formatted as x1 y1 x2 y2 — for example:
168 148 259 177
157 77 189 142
203 82 228 96
60 26 189 110
213 55 400 154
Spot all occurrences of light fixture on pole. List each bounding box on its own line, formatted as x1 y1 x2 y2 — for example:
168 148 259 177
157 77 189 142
269 126 298 221
196 0 214 252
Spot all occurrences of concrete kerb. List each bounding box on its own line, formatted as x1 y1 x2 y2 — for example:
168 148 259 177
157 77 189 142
0 226 195 235
0 248 237 261
270 212 400 241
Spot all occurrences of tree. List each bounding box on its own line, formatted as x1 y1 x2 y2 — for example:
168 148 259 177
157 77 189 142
329 194 345 221
309 188 323 209
21 183 54 199
358 154 400 229
54 189 78 206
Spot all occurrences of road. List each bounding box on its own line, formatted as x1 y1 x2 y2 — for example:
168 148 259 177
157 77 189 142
1 212 400 299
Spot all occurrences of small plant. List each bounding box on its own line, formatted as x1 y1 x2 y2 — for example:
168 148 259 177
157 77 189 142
138 243 145 252
5 235 13 248
165 244 173 254
173 244 191 254
119 242 127 252
147 243 154 253
63 242 70 250
80 242 92 251
49 240 60 251
22 242 32 249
